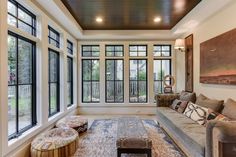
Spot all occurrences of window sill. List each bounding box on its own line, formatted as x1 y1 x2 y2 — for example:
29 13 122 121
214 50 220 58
79 103 155 107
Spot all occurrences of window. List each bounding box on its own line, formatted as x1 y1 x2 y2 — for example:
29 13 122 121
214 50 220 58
67 57 73 106
129 45 147 56
105 60 124 103
153 45 172 94
8 32 36 140
106 45 123 57
48 26 60 48
82 45 99 57
67 40 73 55
7 0 36 36
129 60 147 103
48 49 60 116
82 60 100 103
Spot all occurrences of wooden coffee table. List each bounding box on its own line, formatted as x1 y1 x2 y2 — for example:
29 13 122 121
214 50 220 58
116 117 152 157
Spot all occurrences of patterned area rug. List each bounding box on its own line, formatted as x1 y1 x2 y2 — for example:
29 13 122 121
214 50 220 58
73 119 185 157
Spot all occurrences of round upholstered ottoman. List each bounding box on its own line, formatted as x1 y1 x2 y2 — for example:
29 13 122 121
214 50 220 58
31 127 78 157
56 116 88 134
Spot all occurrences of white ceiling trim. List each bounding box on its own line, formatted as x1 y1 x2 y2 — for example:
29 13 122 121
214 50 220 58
35 0 234 40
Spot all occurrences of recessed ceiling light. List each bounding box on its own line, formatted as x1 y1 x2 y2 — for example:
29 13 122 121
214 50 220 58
154 17 161 23
96 17 103 23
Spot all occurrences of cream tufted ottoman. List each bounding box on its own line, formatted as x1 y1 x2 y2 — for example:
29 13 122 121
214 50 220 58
31 127 78 157
56 116 88 134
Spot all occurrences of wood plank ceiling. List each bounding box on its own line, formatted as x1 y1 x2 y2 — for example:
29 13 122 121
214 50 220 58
61 0 201 30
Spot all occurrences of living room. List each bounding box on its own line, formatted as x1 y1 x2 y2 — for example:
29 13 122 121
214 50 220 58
0 0 236 157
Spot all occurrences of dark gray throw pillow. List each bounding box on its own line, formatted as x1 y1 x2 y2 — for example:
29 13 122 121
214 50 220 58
196 94 224 112
179 91 196 103
170 99 182 110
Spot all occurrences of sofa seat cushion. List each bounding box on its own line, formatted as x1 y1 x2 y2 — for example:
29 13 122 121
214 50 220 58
157 107 205 157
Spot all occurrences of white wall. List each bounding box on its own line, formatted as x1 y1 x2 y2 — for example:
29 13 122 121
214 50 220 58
176 1 236 100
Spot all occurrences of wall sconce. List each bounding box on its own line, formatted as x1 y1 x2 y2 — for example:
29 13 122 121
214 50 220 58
174 39 185 52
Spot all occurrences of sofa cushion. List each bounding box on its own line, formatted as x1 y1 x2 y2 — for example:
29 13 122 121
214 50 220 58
156 107 205 157
179 91 196 103
184 102 208 125
196 94 224 112
170 99 182 110
222 98 236 120
177 100 188 113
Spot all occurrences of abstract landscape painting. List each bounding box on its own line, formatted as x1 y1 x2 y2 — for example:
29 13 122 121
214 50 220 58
200 28 236 85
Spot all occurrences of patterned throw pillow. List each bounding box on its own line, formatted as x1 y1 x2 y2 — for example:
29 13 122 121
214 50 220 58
184 102 208 125
177 101 188 113
170 99 182 110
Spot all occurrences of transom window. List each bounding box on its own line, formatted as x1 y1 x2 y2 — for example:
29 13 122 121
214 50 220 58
129 45 147 56
7 0 36 36
8 31 37 140
67 40 73 55
129 59 148 103
82 45 99 57
105 45 124 57
48 49 60 116
48 26 60 48
154 45 171 57
67 57 73 106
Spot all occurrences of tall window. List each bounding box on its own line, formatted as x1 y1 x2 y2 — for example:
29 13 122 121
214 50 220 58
153 45 172 93
82 45 100 103
129 60 148 103
7 0 36 36
67 40 73 106
48 49 60 116
8 32 36 140
48 26 60 48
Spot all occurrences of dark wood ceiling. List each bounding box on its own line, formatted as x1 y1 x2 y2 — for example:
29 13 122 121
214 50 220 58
61 0 201 30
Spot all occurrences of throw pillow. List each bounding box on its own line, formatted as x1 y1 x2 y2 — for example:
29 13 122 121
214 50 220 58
215 114 231 121
177 101 188 113
195 94 224 112
183 102 208 125
222 98 236 120
170 99 182 110
206 109 219 121
179 91 196 103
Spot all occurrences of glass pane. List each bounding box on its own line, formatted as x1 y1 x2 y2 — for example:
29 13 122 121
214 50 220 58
83 82 91 102
129 46 137 56
106 81 114 102
138 60 147 80
106 46 114 52
49 51 59 82
82 51 91 57
162 60 171 76
8 14 17 26
18 21 32 35
92 46 99 57
154 60 162 80
82 46 91 51
138 46 147 56
92 60 99 80
82 60 91 80
154 81 162 94
92 82 100 102
115 60 123 80
115 81 123 102
139 81 147 102
8 86 16 136
49 39 58 48
18 8 32 25
106 60 114 80
18 85 32 130
8 35 17 85
18 39 32 84
130 60 138 80
67 58 73 82
115 51 123 56
129 81 138 102
50 83 58 114
115 46 123 52
8 1 17 16
67 82 72 105
49 30 58 40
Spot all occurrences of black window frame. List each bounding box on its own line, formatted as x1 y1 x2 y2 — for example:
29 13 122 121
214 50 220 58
67 40 73 55
48 49 60 117
67 56 73 107
82 45 100 57
129 45 147 57
48 26 60 48
154 59 172 94
8 31 37 140
153 45 172 57
7 0 36 36
105 45 124 57
105 59 124 103
129 59 148 103
81 59 100 103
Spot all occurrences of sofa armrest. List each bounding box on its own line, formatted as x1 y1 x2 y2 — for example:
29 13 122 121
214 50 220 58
206 120 236 157
155 93 179 107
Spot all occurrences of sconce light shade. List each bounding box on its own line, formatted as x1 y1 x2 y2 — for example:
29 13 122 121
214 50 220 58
174 39 185 52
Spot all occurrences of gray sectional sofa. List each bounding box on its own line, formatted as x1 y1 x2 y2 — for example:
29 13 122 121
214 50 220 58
155 92 236 157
